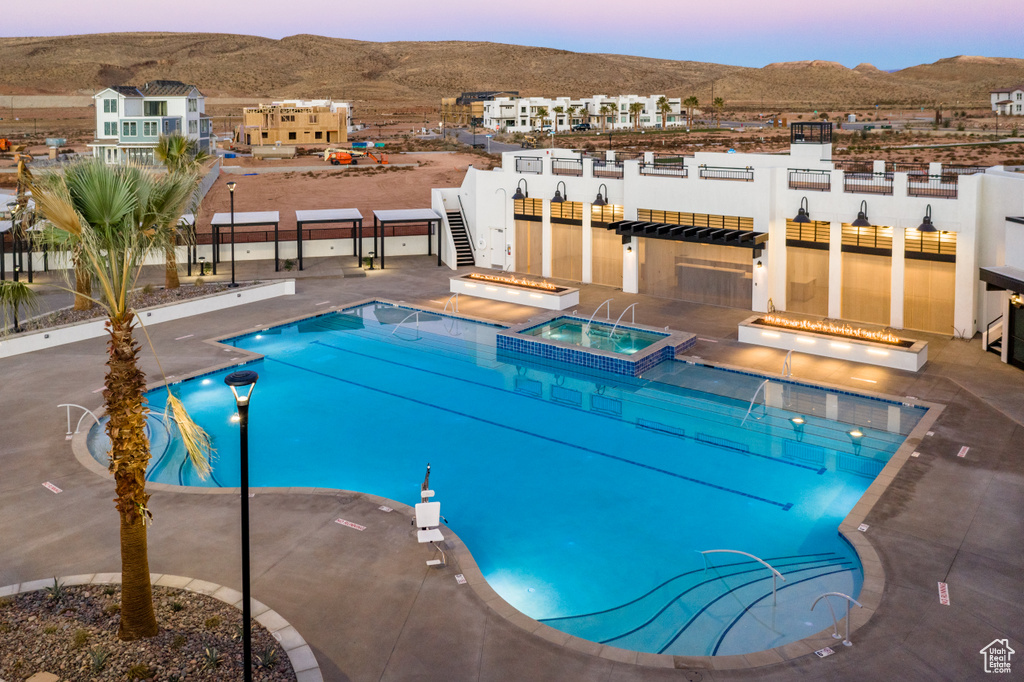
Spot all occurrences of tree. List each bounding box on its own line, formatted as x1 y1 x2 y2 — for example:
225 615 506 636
154 134 211 289
33 160 213 641
552 106 564 133
629 102 644 130
713 97 725 128
683 96 700 128
657 96 672 129
533 106 549 131
599 103 614 131
0 280 38 333
567 105 578 127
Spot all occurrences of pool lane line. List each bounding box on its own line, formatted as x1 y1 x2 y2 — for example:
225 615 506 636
588 560 853 647
311 338 826 480
708 567 859 656
539 552 839 623
651 562 855 654
265 355 796 511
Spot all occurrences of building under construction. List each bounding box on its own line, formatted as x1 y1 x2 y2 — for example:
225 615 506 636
440 92 519 127
237 100 352 146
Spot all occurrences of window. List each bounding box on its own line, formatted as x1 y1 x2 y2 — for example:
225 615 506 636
280 115 295 122
143 121 158 136
188 120 198 134
122 121 137 137
314 131 323 139
188 98 198 112
103 98 117 113
104 121 116 135
288 132 297 140
143 101 167 116
261 132 268 138
308 114 318 124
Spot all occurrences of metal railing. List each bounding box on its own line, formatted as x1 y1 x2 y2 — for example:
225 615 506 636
842 171 894 195
58 404 101 437
907 174 958 199
888 161 930 175
443 293 459 314
943 164 987 176
699 549 786 605
811 592 863 646
608 303 638 337
788 168 832 192
592 158 624 179
699 165 754 182
551 157 583 177
984 315 1003 351
640 160 688 178
741 379 769 426
514 156 544 174
583 299 614 333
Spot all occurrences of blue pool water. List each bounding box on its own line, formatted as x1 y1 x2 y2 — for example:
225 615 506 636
520 318 667 355
88 302 925 655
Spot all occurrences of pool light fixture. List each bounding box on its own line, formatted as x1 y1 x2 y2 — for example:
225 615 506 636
791 416 806 440
511 179 528 201
793 197 811 224
917 204 936 232
851 200 871 228
849 429 863 438
552 181 567 203
224 369 258 682
593 183 608 207
791 416 805 425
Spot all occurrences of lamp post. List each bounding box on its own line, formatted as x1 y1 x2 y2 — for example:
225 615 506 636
6 201 20 282
225 370 258 682
227 181 238 288
198 256 206 276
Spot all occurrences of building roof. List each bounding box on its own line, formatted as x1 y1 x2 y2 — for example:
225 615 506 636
110 85 142 97
995 99 1014 105
990 84 1024 93
139 80 201 97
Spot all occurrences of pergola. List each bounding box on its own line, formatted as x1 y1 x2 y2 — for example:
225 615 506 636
209 211 280 275
370 209 443 269
295 209 364 271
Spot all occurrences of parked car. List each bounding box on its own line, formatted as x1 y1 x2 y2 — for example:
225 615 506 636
571 123 593 131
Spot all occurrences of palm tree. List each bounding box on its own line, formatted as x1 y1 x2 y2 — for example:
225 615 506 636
154 134 210 290
714 97 725 128
683 96 700 128
599 103 614 131
33 160 213 641
534 106 549 132
629 102 644 130
0 280 38 333
566 105 578 128
657 96 672 129
552 106 564 133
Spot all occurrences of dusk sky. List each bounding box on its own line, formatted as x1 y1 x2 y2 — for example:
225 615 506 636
4 0 1022 70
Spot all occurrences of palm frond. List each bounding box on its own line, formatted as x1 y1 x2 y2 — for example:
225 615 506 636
166 393 214 480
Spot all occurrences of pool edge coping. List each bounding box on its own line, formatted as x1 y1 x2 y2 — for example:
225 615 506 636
69 297 948 672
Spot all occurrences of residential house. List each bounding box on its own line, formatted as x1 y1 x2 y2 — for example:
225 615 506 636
990 85 1024 116
238 100 352 147
481 94 684 133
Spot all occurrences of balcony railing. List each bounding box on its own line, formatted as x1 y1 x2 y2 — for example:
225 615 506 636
551 157 583 177
907 174 958 199
640 159 688 178
788 169 831 192
843 171 893 195
699 165 754 182
514 156 544 174
592 158 624 179
943 164 987 176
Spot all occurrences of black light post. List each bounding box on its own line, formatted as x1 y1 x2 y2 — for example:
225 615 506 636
227 181 238 288
6 202 20 283
225 370 258 682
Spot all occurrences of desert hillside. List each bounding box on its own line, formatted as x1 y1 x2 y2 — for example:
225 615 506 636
1 33 1023 107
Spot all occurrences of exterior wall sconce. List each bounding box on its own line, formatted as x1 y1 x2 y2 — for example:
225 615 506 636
552 181 567 203
1011 293 1024 308
917 204 937 232
851 200 871 227
756 260 763 269
793 197 811 223
593 183 608 206
626 245 633 253
511 179 528 201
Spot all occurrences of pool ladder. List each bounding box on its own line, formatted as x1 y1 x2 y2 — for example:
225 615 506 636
583 299 637 337
740 379 770 426
698 549 786 605
811 592 864 646
58 403 101 438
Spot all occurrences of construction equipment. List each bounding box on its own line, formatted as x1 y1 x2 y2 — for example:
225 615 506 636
324 148 389 166
0 138 12 152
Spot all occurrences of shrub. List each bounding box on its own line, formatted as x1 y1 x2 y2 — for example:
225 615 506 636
126 663 153 680
104 603 120 615
203 647 222 670
141 283 154 296
72 628 89 648
204 615 221 629
169 600 184 612
255 645 279 668
45 577 66 602
170 633 186 650
89 647 110 673
193 277 205 287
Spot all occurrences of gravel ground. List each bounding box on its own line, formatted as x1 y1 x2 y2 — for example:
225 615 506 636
0 583 297 681
9 282 251 335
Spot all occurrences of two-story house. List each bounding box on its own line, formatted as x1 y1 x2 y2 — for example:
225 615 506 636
990 84 1024 116
89 80 211 164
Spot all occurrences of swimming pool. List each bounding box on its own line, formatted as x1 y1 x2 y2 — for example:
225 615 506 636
88 301 925 656
519 317 667 355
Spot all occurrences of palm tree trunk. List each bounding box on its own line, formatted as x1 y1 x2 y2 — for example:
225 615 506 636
164 246 180 289
105 314 159 640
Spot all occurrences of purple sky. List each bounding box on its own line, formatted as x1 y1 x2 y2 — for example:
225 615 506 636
4 0 1022 69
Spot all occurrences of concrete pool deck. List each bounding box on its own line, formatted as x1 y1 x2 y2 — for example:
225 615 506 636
2 256 1022 681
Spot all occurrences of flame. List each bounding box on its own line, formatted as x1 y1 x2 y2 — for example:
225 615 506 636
760 314 906 346
466 272 559 291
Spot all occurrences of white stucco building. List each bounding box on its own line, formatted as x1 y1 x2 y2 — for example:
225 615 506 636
89 80 211 165
433 122 1024 367
990 84 1024 116
482 95 685 133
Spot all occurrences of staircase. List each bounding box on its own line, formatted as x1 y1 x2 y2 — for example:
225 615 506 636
446 210 475 267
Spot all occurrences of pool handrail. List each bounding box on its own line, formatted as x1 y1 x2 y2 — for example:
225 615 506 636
58 403 101 436
390 310 424 337
698 549 786 605
443 293 459 314
583 299 614 334
811 592 863 646
740 379 770 426
608 303 638 338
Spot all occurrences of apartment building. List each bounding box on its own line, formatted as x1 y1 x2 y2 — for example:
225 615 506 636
481 94 684 133
238 100 353 146
441 92 520 127
89 80 211 165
